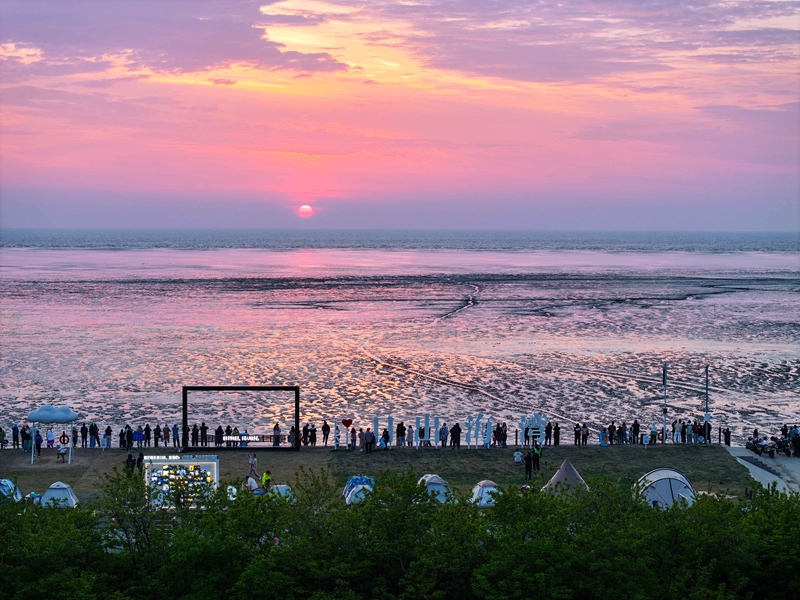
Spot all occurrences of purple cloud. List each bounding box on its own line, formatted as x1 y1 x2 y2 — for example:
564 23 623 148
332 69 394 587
335 0 800 83
0 0 345 77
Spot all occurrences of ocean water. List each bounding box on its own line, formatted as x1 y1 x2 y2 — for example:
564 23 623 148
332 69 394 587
1 229 798 442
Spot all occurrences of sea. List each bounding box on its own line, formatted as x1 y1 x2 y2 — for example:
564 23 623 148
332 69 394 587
1 229 798 442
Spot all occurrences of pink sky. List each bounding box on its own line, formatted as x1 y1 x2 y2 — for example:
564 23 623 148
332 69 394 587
1 0 798 229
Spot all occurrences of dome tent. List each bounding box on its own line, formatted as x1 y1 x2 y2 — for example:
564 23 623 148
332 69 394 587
42 481 79 508
342 475 375 500
269 484 295 501
418 474 453 503
541 459 589 496
637 468 696 508
345 484 373 505
470 480 500 508
0 479 23 503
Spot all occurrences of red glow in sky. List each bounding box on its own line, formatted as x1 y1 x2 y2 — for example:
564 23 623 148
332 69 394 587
0 1 797 230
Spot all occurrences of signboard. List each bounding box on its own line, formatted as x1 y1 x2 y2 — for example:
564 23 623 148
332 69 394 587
145 455 219 507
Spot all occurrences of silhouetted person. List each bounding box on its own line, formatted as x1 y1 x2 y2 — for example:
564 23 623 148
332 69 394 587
523 451 533 480
450 423 462 449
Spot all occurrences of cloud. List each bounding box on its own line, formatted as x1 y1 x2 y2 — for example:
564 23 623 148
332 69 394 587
336 0 800 83
28 405 79 423
0 0 346 77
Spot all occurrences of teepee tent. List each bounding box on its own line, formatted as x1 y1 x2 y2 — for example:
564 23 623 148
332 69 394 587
541 459 589 496
418 474 452 503
42 481 79 508
637 468 696 508
0 479 23 503
470 480 500 508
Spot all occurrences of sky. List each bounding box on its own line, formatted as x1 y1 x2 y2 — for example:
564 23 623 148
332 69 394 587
1 0 798 230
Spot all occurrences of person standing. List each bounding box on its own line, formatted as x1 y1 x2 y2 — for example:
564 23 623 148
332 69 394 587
553 423 560 446
261 470 272 490
12 423 20 449
125 426 134 452
439 423 449 448
93 423 101 448
172 424 179 448
215 425 224 447
191 424 199 446
358 428 365 452
723 427 731 446
200 422 208 447
310 424 317 447
581 424 589 446
450 423 462 449
545 422 552 446
523 451 534 480
396 421 406 447
681 421 687 444
144 424 152 447
406 425 414 447
573 423 581 445
350 427 357 450
321 421 331 446
104 426 112 449
34 430 43 457
302 424 310 446
608 422 616 445
154 424 161 448
631 419 640 444
80 423 88 448
162 424 170 447
248 453 258 479
532 442 542 471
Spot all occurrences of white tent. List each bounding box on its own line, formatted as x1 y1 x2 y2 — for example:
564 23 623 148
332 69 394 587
541 459 589 496
0 479 23 503
269 484 295 501
42 481 79 508
418 474 452 503
470 480 500 508
345 484 373 505
637 468 696 508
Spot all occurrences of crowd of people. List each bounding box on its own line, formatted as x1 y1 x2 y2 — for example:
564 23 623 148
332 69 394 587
3 418 797 456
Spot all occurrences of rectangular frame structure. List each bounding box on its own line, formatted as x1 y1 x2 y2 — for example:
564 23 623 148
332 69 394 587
182 385 300 451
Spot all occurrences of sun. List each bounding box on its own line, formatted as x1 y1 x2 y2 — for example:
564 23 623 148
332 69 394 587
297 205 314 218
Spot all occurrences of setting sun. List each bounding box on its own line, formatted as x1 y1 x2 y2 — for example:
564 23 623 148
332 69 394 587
298 205 314 218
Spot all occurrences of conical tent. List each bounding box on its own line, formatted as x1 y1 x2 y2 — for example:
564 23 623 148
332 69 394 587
418 474 452 503
541 459 589 495
0 479 23 503
637 468 696 508
470 480 500 507
42 481 79 507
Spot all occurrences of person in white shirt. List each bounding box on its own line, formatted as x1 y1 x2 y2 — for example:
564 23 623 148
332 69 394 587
243 475 259 492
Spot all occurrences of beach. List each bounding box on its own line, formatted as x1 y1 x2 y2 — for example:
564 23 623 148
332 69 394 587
1 230 798 443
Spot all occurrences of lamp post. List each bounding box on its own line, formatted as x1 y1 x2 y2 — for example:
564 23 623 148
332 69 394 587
662 363 668 444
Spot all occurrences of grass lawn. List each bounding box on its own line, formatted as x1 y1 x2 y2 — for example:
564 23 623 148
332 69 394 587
1 442 754 502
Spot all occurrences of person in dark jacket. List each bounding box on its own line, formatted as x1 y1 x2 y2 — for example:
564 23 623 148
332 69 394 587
125 453 135 472
200 422 208 446
573 423 581 445
144 424 152 447
321 421 331 446
191 424 199 446
608 422 616 445
125 426 134 452
523 451 533 480
215 426 224 447
544 422 552 445
631 420 640 444
553 423 561 446
450 423 462 449
154 424 161 447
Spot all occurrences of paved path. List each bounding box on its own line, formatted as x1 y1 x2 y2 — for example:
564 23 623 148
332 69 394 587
723 445 798 493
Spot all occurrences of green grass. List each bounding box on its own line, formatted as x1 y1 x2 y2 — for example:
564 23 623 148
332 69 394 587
1 442 753 501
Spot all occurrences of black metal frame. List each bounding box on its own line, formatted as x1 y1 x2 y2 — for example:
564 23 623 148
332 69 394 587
181 385 300 451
